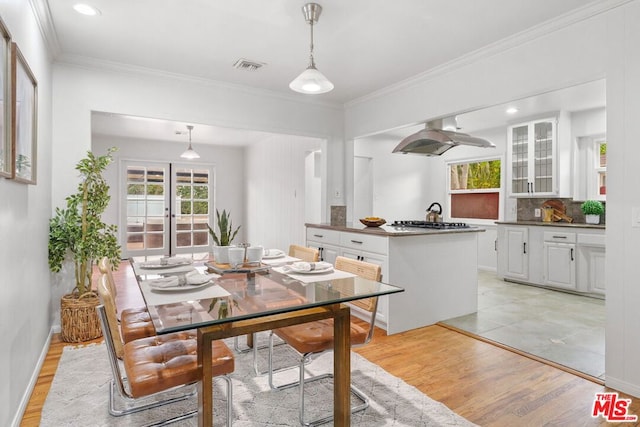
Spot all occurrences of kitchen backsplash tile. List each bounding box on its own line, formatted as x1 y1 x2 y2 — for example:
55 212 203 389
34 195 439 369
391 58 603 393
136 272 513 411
517 198 606 225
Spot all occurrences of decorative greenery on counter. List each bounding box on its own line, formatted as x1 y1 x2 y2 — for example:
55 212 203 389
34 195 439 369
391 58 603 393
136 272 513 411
48 148 121 295
207 209 241 246
581 200 605 216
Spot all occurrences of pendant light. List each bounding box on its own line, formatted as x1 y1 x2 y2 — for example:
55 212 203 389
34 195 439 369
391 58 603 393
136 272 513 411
289 3 334 94
180 125 200 159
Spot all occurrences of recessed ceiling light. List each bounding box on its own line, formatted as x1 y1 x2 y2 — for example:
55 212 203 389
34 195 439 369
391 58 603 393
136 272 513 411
73 4 101 16
506 107 519 114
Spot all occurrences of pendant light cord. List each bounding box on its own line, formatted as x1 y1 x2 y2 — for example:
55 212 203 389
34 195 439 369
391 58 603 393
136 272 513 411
308 19 316 68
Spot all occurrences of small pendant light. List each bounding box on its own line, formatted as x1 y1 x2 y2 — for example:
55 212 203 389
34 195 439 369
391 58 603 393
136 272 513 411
289 3 334 94
180 125 200 159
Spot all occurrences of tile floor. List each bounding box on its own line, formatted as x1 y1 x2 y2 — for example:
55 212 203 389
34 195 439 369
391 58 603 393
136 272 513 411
441 270 605 379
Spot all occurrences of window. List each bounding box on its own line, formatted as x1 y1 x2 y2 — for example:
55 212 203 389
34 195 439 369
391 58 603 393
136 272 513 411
448 158 502 222
596 140 606 196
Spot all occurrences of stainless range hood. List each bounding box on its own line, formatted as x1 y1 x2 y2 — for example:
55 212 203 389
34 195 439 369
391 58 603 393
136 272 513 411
392 117 495 156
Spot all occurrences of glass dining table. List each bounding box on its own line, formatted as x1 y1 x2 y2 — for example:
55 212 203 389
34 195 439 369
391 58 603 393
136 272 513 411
131 259 404 426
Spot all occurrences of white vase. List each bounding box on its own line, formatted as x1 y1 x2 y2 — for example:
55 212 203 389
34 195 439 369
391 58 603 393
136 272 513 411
585 214 600 224
212 245 234 264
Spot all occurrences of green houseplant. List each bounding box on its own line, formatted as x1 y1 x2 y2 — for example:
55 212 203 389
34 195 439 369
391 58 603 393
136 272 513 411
581 200 604 224
49 147 121 342
207 209 241 263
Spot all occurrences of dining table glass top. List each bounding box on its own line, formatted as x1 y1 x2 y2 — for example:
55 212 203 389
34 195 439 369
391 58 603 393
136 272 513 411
131 259 404 335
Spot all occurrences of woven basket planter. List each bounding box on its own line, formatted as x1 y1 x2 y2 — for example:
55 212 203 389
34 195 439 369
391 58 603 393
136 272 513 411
60 291 102 342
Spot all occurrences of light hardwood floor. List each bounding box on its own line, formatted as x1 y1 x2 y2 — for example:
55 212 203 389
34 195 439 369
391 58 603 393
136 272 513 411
21 263 640 426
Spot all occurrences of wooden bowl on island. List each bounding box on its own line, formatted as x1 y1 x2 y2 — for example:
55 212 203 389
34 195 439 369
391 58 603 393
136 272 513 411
360 217 386 227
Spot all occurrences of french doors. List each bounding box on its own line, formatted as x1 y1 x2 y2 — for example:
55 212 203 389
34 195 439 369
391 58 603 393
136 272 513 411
121 160 214 259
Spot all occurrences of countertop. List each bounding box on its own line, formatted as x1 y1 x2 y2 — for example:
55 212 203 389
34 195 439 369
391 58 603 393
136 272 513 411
306 222 485 237
496 221 605 230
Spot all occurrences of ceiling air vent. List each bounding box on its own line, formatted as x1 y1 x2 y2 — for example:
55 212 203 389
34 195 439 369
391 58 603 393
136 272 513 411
233 58 266 72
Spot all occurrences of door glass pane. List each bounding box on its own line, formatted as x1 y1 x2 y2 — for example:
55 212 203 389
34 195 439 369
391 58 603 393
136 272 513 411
125 165 167 252
174 167 211 250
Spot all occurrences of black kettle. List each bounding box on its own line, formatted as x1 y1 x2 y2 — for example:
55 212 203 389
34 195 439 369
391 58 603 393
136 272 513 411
426 202 442 222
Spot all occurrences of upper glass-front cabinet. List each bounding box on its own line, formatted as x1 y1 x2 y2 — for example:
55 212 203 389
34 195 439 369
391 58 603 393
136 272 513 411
508 118 557 197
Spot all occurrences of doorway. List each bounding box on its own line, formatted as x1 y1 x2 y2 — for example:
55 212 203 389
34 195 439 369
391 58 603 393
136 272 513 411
120 160 215 259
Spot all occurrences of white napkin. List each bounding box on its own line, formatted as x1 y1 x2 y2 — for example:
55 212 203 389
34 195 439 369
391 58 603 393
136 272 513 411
283 261 332 272
141 257 190 268
264 249 284 257
148 276 180 288
185 270 217 285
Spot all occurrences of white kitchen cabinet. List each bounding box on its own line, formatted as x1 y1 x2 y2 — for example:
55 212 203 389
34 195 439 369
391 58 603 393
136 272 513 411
497 226 529 281
543 244 576 289
497 223 604 297
543 231 577 290
508 118 558 197
577 233 606 295
306 228 340 264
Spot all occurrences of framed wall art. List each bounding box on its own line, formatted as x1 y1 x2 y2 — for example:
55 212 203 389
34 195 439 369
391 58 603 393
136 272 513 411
0 17 11 178
11 42 37 184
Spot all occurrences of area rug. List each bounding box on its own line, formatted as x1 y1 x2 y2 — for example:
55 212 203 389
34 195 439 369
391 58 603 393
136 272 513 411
41 338 476 426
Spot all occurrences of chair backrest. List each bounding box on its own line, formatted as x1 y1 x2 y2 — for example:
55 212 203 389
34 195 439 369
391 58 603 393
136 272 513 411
97 273 125 359
288 244 319 262
334 256 381 313
98 256 118 299
334 256 381 345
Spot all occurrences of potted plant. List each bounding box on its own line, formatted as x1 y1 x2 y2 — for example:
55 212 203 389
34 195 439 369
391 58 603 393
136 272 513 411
49 147 121 342
207 209 241 264
581 200 604 224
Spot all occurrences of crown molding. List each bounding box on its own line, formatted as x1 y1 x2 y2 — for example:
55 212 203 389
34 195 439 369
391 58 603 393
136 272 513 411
55 53 344 110
29 0 61 58
345 0 633 108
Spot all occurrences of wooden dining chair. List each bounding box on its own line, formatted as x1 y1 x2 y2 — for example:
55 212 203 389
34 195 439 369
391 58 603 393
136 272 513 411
288 244 319 262
267 256 381 426
96 274 235 426
98 257 157 343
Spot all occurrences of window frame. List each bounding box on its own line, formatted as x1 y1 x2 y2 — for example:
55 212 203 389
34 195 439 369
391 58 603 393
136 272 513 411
594 137 606 201
446 155 504 225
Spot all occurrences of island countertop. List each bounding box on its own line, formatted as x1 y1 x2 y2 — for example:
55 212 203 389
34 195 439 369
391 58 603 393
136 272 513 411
305 222 485 237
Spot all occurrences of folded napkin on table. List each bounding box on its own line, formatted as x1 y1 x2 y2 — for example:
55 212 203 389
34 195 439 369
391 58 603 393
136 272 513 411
148 276 180 288
184 270 218 285
141 257 190 268
283 261 333 272
264 249 284 257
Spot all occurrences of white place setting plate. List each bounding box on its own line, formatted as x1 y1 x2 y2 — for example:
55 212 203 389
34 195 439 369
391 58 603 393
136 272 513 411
150 280 214 292
284 262 334 274
262 249 285 259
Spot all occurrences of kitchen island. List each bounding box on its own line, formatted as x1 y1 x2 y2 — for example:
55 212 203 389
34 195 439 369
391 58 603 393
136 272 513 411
306 223 485 334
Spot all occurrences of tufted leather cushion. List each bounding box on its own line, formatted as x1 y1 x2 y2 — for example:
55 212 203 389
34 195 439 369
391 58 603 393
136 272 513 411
274 319 368 355
124 335 234 398
120 308 156 343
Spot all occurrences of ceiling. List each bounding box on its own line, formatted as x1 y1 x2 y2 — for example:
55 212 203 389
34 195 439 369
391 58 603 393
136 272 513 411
43 0 604 144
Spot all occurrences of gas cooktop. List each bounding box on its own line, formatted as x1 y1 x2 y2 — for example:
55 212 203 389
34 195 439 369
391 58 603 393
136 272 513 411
391 220 470 229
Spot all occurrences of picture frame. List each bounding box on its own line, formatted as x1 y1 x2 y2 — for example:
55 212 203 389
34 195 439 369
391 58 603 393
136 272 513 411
11 42 38 184
0 17 11 178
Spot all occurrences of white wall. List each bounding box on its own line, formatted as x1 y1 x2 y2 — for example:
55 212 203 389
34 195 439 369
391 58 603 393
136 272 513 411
0 3 53 426
345 1 640 397
603 0 640 397
245 134 323 252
